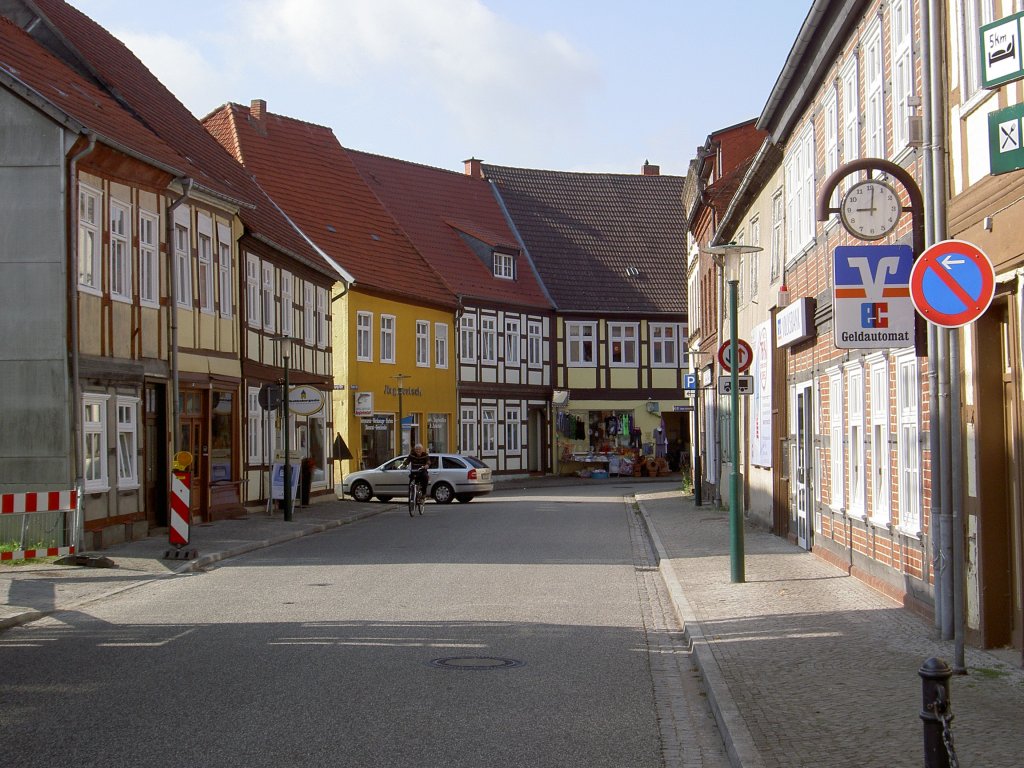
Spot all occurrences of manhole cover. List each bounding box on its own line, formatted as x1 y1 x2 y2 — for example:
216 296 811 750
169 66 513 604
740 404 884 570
428 656 524 670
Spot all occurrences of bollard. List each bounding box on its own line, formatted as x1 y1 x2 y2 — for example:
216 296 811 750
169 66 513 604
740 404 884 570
919 657 955 768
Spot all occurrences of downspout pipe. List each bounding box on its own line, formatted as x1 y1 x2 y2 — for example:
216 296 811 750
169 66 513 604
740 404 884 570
68 131 96 549
166 178 194 454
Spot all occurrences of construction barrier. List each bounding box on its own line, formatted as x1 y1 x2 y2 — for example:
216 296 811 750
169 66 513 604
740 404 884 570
0 489 80 561
169 470 190 547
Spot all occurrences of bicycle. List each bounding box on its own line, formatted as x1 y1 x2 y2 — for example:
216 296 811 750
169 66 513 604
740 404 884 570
408 470 426 516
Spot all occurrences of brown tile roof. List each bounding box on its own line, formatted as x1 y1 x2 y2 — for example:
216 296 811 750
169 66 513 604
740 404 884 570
23 0 341 279
481 165 687 314
203 103 455 308
347 150 552 310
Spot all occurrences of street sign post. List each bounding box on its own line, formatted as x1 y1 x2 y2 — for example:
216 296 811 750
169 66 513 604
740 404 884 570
717 338 752 373
910 240 996 328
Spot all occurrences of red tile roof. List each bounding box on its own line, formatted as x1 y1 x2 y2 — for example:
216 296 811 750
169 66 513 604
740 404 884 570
203 103 454 308
23 0 342 280
347 150 552 310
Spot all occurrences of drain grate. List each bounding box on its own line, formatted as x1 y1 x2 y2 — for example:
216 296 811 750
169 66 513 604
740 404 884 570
428 656 524 670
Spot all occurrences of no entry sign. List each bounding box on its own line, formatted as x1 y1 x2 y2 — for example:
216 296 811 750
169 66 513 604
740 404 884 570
910 240 995 328
718 338 752 373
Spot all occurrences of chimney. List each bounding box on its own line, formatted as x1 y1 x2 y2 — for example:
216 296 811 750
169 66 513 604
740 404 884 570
642 159 660 176
464 157 483 178
251 99 267 120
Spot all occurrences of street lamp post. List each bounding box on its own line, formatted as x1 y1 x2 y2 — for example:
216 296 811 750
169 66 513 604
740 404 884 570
391 373 410 456
706 242 762 584
273 335 295 521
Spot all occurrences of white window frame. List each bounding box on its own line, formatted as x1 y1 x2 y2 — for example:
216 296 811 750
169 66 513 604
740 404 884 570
434 322 449 369
890 0 915 150
460 405 478 455
863 19 885 159
82 393 109 492
770 192 784 282
356 311 373 362
896 352 921 535
959 0 995 105
505 317 521 365
174 222 192 309
505 406 521 452
608 322 638 367
841 56 860 165
493 251 514 279
481 407 497 455
460 314 477 363
528 320 543 367
416 321 430 367
823 85 840 213
846 363 866 518
246 253 260 327
380 314 396 364
197 232 214 314
480 316 497 364
116 396 140 489
78 183 102 294
749 216 761 297
109 200 131 302
139 210 159 307
650 323 678 368
217 223 233 318
303 282 315 345
247 386 266 464
280 272 294 338
784 123 816 258
567 321 597 367
829 370 845 511
316 287 328 349
869 356 890 526
261 261 275 332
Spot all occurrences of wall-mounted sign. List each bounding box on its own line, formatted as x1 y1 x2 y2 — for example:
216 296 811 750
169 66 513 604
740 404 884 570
354 391 374 417
981 13 1024 89
988 102 1024 175
775 296 815 348
833 245 914 349
287 385 324 416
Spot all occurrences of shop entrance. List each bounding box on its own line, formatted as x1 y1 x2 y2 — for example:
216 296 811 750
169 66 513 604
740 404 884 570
144 382 167 527
178 390 206 521
659 411 691 471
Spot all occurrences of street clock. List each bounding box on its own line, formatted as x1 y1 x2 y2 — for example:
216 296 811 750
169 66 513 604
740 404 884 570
840 178 902 240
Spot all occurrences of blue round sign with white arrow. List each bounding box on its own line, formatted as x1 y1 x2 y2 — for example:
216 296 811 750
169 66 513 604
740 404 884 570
909 240 995 328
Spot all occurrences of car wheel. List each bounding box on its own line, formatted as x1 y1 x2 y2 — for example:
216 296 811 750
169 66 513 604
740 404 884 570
432 482 455 504
376 495 392 503
455 494 474 503
350 481 373 503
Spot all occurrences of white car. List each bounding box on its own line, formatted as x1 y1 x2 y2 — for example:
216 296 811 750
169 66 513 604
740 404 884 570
337 453 494 504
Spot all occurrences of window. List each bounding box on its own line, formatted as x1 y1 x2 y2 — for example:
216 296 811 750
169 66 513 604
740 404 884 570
109 200 131 301
505 317 520 365
480 316 497 363
770 192 784 282
356 312 373 361
460 314 477 362
460 406 478 454
829 371 844 510
303 283 315 345
891 0 915 150
261 262 275 332
749 217 761 298
959 0 995 103
863 20 885 159
280 272 293 337
78 184 101 293
217 224 233 318
846 364 865 517
247 386 266 464
896 353 921 534
435 322 449 368
316 287 328 348
481 407 497 454
174 222 192 309
784 123 815 257
380 314 395 363
823 86 839 212
505 407 521 451
493 251 514 279
688 267 701 336
116 397 139 489
528 320 543 366
567 321 596 366
650 324 678 367
416 321 430 367
82 394 109 492
608 323 638 367
198 232 214 313
841 57 860 165
870 358 890 525
244 256 260 327
139 211 158 307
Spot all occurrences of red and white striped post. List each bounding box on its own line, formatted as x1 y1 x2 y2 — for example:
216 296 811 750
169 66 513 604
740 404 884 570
169 470 190 547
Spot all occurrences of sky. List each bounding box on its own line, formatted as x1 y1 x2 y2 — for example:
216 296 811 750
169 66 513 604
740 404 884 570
69 0 812 177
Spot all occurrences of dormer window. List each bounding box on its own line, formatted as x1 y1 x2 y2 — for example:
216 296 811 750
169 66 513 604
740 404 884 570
493 251 515 280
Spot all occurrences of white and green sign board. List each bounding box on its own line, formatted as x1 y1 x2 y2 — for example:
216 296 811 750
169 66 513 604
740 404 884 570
981 13 1024 89
989 102 1024 175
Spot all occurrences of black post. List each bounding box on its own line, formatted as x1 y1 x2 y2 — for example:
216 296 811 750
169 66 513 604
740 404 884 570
283 350 292 522
693 382 702 506
920 657 953 768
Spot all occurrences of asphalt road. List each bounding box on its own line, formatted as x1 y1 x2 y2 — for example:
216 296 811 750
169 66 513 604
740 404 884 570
1 483 725 768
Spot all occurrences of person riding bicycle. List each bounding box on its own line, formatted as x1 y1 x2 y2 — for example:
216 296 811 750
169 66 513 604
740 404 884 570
405 443 430 500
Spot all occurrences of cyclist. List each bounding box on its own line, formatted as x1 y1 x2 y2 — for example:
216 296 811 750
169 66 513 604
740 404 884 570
405 443 430 507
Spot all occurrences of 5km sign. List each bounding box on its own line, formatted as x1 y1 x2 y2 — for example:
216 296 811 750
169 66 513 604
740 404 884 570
910 240 995 328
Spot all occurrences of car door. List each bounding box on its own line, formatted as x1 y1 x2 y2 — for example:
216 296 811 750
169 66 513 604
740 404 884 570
377 457 409 496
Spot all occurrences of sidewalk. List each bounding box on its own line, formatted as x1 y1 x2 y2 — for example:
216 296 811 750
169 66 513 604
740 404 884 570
636 489 1024 768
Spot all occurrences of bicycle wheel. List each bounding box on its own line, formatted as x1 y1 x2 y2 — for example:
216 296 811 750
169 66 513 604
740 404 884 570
408 481 416 516
417 487 425 515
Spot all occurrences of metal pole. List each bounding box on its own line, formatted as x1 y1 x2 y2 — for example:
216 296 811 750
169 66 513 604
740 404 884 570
283 350 292 522
694 385 702 506
729 277 744 583
950 329 966 673
919 657 953 768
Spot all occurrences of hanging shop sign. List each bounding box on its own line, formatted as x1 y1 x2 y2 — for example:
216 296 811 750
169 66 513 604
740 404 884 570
833 244 914 349
981 12 1024 89
775 296 815 348
354 391 374 417
287 385 324 416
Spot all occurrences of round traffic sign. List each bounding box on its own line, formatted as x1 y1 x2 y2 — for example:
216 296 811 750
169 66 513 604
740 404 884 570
717 338 753 373
910 240 995 328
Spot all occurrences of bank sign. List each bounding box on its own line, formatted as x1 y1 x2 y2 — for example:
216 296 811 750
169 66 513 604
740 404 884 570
833 245 915 349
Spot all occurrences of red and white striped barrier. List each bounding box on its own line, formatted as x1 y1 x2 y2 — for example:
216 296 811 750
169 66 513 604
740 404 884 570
0 490 78 561
170 471 190 547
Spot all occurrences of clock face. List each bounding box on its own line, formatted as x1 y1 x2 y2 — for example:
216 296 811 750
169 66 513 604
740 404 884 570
840 180 902 240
